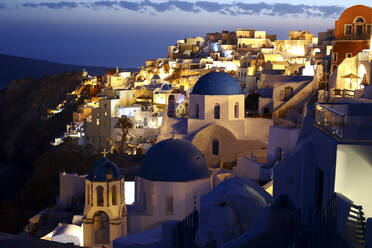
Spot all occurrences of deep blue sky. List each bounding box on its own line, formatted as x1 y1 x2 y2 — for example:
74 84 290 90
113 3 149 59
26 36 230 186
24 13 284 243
0 1 365 68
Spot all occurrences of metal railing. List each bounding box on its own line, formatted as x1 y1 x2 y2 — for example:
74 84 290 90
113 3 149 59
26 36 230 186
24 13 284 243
332 89 355 98
322 193 366 247
315 103 345 138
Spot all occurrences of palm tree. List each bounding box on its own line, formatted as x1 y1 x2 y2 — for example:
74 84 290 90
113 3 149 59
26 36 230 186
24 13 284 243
117 116 133 153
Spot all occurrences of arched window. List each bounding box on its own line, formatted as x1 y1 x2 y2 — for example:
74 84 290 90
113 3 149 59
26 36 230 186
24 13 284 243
354 17 365 37
195 104 200 118
212 139 219 155
214 104 220 119
87 184 90 205
112 185 117 205
234 103 239 118
355 17 365 23
96 186 104 206
121 182 124 203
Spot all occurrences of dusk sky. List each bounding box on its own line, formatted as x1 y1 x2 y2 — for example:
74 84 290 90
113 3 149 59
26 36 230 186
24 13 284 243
0 0 367 68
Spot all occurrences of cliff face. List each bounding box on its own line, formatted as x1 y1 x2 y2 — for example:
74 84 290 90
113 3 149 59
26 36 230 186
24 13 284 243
0 72 82 163
0 72 86 233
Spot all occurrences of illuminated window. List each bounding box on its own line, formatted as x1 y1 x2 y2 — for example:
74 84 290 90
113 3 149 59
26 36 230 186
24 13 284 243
234 103 239 118
212 139 219 155
96 118 100 126
105 112 107 116
214 104 220 119
345 24 352 36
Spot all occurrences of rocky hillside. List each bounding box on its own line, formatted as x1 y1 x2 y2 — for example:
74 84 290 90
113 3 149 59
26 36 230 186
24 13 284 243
0 54 110 89
0 72 85 233
0 72 83 162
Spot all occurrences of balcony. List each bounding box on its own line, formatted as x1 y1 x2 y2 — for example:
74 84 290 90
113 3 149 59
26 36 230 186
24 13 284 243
315 103 344 138
315 102 372 140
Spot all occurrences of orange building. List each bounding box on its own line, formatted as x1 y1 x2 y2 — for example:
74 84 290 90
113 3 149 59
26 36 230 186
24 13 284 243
332 5 372 72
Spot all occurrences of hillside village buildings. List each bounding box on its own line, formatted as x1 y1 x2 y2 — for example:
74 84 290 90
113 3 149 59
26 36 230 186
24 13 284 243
16 4 372 248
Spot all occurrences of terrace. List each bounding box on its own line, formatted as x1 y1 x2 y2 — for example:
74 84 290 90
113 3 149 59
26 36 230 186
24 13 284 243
315 102 372 140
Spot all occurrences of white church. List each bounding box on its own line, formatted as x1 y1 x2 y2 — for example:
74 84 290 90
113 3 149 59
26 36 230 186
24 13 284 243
159 71 273 166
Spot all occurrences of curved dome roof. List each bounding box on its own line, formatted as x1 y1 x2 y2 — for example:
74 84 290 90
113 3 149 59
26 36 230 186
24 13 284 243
87 158 121 181
161 84 172 91
191 72 242 95
200 177 272 229
152 74 161 80
137 139 209 182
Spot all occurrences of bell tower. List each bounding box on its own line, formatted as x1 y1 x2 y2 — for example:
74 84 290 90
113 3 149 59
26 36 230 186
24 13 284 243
83 156 127 246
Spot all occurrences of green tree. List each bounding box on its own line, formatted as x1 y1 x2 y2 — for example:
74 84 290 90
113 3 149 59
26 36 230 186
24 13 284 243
117 116 133 153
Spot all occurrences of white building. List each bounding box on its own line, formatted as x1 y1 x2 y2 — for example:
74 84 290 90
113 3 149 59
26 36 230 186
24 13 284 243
127 139 211 233
274 100 372 246
186 72 272 166
196 177 272 247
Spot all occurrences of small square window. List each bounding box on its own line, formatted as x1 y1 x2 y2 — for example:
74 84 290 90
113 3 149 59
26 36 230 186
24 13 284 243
346 53 353 58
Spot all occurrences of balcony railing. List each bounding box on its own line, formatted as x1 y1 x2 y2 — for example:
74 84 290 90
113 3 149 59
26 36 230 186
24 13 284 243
315 103 372 140
332 89 355 98
315 103 345 138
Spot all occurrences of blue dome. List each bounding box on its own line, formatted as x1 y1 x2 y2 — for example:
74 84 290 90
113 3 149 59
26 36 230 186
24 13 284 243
137 139 209 182
87 158 121 181
161 84 172 91
191 72 242 95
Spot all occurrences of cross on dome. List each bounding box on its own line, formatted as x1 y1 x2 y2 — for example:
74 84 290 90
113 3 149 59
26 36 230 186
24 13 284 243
101 148 108 158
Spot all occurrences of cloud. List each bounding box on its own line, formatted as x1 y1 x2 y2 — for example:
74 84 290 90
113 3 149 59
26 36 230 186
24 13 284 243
22 1 78 9
19 1 345 18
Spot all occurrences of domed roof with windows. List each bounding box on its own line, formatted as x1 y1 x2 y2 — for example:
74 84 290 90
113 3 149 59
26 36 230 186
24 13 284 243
137 139 209 182
87 157 121 181
191 72 242 95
